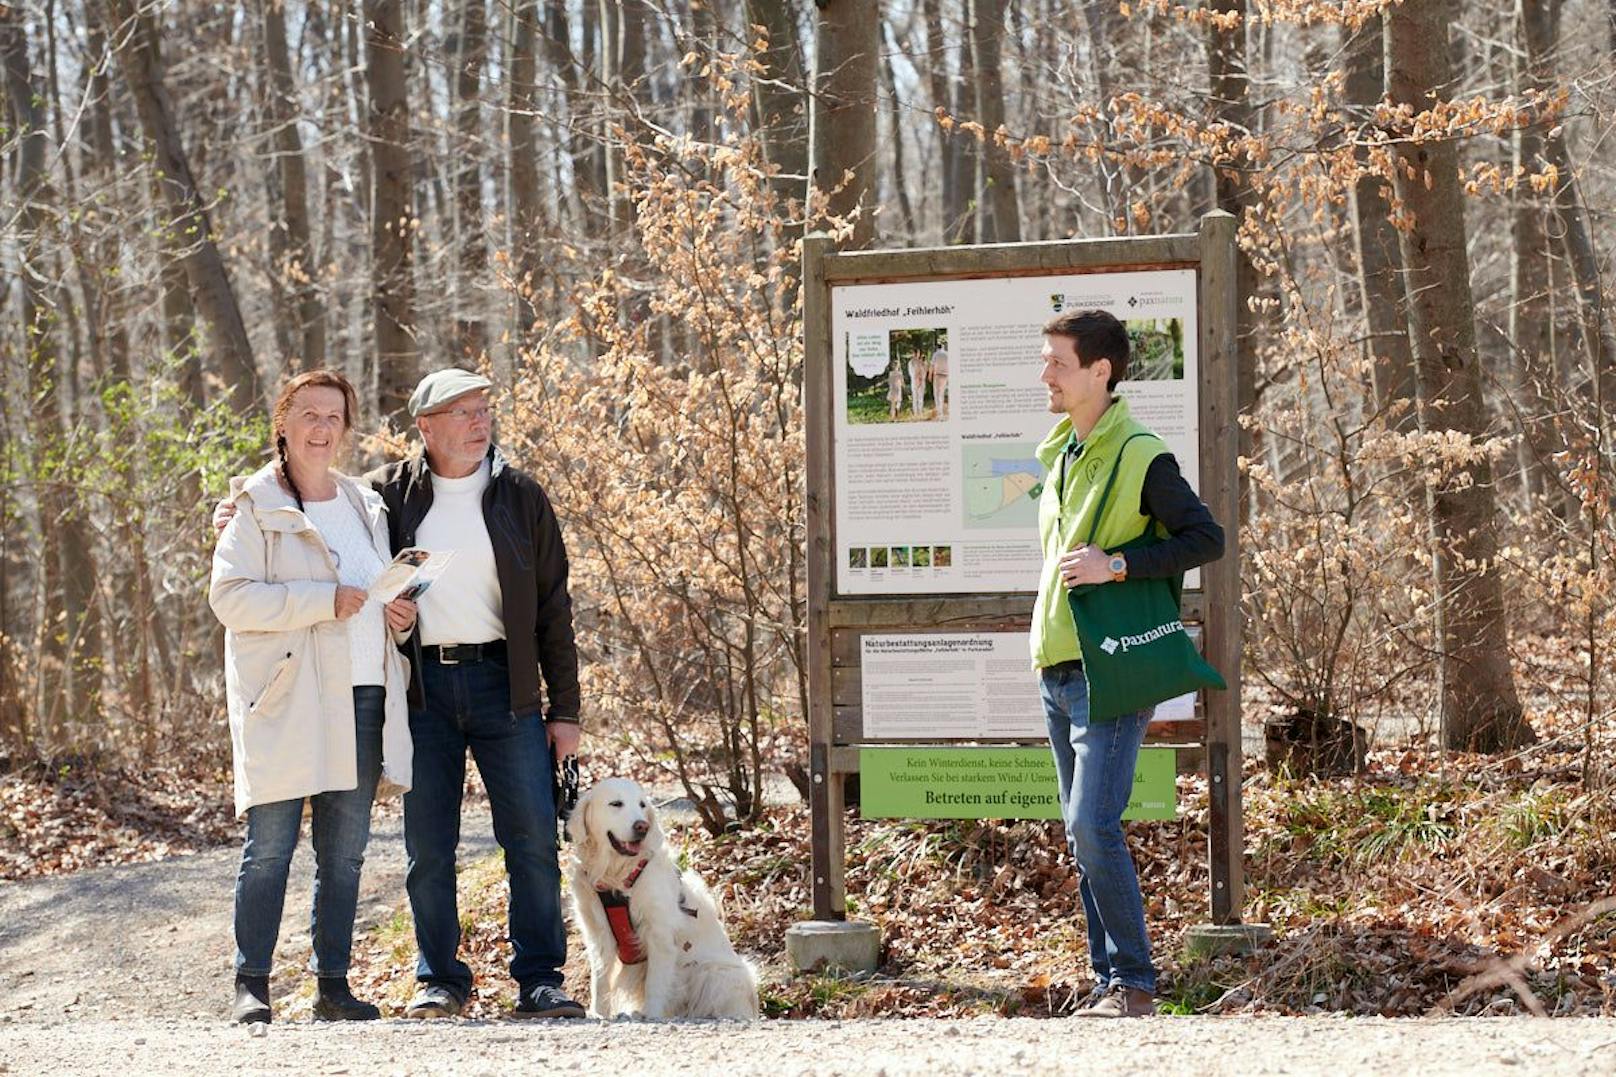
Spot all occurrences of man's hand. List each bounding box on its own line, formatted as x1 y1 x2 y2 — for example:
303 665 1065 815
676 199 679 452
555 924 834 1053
383 596 417 633
212 498 236 534
547 720 580 760
334 585 366 620
1058 544 1115 588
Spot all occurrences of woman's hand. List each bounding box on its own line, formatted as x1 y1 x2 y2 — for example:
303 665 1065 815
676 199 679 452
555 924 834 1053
334 585 367 620
384 595 417 633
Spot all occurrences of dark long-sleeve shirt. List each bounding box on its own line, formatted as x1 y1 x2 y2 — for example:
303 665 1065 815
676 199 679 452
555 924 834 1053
1125 453 1225 579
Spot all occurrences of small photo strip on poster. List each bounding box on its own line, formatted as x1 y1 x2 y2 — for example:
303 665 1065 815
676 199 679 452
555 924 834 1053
847 544 952 573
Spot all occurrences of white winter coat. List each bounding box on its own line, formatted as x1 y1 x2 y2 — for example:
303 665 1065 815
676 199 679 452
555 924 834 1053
210 464 412 816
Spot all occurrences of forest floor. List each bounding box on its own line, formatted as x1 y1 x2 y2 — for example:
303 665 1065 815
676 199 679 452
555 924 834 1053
2 704 1614 1073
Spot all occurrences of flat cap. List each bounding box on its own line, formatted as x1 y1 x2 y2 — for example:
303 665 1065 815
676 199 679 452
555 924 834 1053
408 368 492 417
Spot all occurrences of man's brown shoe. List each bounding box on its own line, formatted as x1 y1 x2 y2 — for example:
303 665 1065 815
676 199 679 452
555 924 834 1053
1071 985 1155 1018
1071 981 1110 1013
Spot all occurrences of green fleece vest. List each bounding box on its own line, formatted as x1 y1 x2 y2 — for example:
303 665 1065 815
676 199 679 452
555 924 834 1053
1029 398 1166 669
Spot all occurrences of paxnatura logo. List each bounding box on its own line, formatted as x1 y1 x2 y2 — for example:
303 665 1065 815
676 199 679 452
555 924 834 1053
1114 620 1186 653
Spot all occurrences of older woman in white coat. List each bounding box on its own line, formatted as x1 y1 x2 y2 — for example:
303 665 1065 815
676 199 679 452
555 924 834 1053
210 370 415 1024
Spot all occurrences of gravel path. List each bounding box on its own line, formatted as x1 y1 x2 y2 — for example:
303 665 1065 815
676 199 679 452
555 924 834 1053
2 1014 1616 1074
4 807 1615 1075
0 809 495 1023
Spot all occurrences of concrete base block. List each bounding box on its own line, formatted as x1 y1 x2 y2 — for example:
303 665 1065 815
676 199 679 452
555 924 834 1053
1184 922 1275 959
785 919 881 974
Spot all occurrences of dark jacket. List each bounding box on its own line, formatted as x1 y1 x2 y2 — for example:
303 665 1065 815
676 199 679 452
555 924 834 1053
366 445 581 723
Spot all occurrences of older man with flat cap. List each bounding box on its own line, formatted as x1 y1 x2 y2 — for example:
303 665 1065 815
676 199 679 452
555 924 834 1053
370 369 584 1020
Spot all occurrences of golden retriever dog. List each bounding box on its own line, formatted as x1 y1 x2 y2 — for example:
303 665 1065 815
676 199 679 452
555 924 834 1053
566 778 759 1021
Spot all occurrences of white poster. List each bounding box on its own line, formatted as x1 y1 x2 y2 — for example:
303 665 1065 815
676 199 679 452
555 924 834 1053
832 268 1200 595
861 633 1047 740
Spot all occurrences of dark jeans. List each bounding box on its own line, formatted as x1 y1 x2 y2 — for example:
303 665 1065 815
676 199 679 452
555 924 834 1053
1040 663 1157 994
404 650 565 997
233 686 384 978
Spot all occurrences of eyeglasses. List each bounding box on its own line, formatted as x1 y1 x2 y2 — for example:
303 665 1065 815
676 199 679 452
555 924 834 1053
432 404 491 423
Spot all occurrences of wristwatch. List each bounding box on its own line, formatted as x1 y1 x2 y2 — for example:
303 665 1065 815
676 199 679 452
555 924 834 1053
1107 553 1128 582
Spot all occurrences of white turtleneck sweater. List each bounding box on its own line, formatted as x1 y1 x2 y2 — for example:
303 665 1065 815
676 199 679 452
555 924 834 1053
415 458 505 646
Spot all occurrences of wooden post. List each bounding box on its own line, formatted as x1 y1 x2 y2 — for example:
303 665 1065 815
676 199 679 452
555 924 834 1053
1198 210 1244 923
803 235 843 920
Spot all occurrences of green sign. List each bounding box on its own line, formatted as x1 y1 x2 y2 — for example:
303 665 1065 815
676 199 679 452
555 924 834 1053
859 747 1176 821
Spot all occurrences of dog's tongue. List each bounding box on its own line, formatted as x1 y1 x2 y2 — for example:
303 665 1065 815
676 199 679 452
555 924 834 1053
620 839 641 855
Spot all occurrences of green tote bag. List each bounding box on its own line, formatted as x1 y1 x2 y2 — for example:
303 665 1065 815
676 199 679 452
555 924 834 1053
1063 433 1226 722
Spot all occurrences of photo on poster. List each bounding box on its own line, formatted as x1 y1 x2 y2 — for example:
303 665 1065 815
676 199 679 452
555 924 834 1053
848 547 868 569
962 441 1044 531
870 547 889 568
890 546 911 568
845 328 951 424
934 545 953 567
913 546 932 568
1124 317 1184 381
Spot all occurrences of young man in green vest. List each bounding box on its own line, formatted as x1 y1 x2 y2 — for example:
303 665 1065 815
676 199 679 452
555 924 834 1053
1032 309 1224 1018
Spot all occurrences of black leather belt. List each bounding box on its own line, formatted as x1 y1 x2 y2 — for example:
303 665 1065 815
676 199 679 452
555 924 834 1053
1045 658 1084 674
423 640 506 665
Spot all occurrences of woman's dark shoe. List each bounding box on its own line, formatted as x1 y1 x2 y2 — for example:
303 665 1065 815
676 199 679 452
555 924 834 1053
313 977 382 1021
233 974 271 1024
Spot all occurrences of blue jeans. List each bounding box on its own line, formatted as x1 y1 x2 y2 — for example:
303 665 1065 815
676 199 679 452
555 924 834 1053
1040 663 1157 994
404 651 565 997
233 686 385 977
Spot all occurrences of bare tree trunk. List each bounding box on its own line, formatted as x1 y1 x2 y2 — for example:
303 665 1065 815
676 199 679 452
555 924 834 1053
1507 0 1562 500
509 0 545 335
364 0 417 420
1009 0 1044 239
968 0 1020 243
3 9 61 747
1205 0 1258 519
42 6 104 740
1385 0 1533 753
1345 17 1416 436
82 27 132 383
598 0 649 242
453 0 488 365
921 0 966 242
952 0 978 244
879 19 917 240
745 0 807 191
104 0 261 412
0 405 20 755
536 0 595 228
259 0 324 372
1080 0 1128 232
579 0 609 227
1522 1 1616 414
809 0 880 248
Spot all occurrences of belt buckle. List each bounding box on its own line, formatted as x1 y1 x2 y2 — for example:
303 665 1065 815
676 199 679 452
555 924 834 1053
438 646 460 666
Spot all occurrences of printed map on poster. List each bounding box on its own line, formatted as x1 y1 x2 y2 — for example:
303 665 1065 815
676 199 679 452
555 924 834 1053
832 269 1201 596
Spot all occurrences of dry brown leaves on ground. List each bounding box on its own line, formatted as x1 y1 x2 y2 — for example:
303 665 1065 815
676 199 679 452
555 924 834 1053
688 719 1616 1019
0 758 237 880
9 708 1615 1022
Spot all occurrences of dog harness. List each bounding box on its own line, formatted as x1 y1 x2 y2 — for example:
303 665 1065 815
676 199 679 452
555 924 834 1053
595 858 698 966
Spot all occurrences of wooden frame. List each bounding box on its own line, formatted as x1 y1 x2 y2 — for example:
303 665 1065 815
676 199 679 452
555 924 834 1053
804 213 1242 923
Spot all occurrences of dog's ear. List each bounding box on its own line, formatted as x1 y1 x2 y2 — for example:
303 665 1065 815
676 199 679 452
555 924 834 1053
564 785 590 847
576 787 597 848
